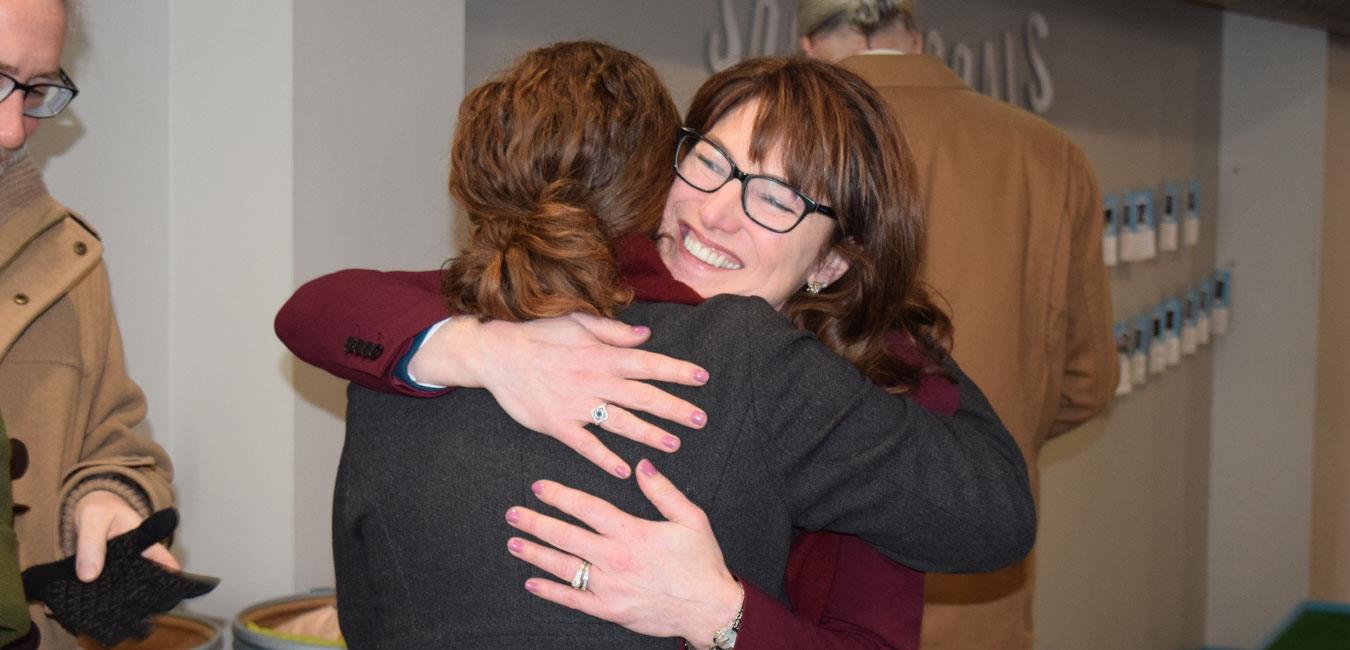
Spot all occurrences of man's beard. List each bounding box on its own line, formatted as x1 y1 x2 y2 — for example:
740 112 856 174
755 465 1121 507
0 145 26 176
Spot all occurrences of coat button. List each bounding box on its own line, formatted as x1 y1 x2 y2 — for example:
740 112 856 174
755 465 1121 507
13 294 28 305
9 439 27 480
74 242 88 255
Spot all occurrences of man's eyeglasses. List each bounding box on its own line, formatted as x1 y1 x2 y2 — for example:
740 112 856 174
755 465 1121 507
673 127 836 234
0 69 79 119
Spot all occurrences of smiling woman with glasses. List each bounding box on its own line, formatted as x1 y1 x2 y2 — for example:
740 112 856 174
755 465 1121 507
0 68 77 118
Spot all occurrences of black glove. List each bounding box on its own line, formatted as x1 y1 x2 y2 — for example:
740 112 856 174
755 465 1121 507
20 508 218 646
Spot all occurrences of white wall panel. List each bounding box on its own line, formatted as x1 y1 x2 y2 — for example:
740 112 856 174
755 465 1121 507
1208 12 1326 647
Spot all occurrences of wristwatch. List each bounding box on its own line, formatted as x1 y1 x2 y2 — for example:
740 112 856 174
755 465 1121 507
683 595 743 650
710 606 741 649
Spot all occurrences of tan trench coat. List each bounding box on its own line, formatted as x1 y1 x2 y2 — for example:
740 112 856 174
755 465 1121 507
0 157 174 648
841 54 1118 650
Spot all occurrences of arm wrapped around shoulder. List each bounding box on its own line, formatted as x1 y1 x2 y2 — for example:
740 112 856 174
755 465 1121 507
726 295 1035 573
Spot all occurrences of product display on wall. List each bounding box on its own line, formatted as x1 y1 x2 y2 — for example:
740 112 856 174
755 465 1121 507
1115 322 1133 396
1149 306 1168 374
1131 316 1150 387
1104 194 1121 267
1212 269 1231 336
1111 269 1233 399
1184 178 1202 247
1165 298 1183 366
1160 183 1181 252
1136 190 1159 261
1182 288 1200 355
1198 276 1213 346
1108 178 1203 267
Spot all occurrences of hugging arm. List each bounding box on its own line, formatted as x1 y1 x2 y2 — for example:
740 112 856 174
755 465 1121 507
508 463 922 649
274 268 711 476
741 298 1035 573
274 269 450 396
737 534 923 649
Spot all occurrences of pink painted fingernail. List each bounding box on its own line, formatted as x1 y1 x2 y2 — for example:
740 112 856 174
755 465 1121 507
662 435 680 451
525 580 540 593
531 481 544 495
506 508 521 524
633 325 651 336
615 464 632 479
508 538 524 553
694 369 710 383
638 459 658 477
690 410 707 427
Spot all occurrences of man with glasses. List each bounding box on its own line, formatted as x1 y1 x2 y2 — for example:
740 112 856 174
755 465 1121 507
796 2 1117 650
1 0 176 645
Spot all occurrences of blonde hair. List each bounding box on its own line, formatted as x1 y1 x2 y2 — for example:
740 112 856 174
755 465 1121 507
796 0 917 40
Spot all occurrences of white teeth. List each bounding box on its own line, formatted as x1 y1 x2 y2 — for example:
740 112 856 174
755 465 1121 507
683 233 743 270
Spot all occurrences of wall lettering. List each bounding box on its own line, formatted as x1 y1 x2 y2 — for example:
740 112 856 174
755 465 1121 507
706 1 1056 114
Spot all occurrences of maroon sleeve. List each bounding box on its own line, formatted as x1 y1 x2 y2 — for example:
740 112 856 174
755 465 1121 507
274 268 452 397
735 537 923 650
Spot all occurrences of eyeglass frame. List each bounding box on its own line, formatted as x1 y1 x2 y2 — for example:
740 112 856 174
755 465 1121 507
0 68 79 119
672 127 837 234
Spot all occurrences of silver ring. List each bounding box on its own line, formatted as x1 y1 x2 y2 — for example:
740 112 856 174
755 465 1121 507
571 560 591 591
590 404 610 426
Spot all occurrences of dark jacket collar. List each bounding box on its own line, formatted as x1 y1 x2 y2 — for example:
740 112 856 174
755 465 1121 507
615 233 704 306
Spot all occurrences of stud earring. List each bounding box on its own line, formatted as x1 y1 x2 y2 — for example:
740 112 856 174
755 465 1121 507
806 280 827 294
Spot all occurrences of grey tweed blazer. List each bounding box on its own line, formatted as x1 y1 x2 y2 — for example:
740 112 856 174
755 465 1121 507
333 295 1033 648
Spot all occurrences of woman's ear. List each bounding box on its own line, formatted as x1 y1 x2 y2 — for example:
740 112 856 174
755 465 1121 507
800 34 818 57
810 249 851 287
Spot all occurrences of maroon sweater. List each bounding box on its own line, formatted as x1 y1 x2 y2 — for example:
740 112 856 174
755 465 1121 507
275 233 958 649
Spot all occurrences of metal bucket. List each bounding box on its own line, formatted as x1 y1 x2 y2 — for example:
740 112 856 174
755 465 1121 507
78 611 224 650
231 591 343 650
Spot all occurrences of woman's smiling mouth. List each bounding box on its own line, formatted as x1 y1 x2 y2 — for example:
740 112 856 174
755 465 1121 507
681 228 744 270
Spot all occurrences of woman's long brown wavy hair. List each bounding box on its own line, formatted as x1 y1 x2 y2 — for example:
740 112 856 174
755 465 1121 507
443 41 680 321
685 57 953 392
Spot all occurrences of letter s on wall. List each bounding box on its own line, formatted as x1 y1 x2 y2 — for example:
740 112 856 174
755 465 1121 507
1024 12 1054 114
709 0 744 72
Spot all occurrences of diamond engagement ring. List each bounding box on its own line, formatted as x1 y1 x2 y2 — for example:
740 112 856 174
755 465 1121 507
590 404 610 426
571 560 591 591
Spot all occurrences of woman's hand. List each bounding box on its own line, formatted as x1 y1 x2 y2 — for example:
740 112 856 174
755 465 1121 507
505 459 744 645
415 313 711 479
72 491 179 582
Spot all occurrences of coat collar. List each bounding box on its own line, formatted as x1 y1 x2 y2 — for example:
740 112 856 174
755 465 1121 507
0 155 96 269
614 233 704 306
838 53 972 91
0 156 103 359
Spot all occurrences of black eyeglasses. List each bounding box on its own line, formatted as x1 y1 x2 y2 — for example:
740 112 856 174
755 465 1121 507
0 68 79 119
673 127 836 234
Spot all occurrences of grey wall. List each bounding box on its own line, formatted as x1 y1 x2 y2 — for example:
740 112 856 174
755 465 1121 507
291 0 465 594
1030 2 1222 647
30 0 172 456
1208 14 1326 647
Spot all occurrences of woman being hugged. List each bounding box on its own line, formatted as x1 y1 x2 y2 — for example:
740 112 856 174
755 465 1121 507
294 44 1031 649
